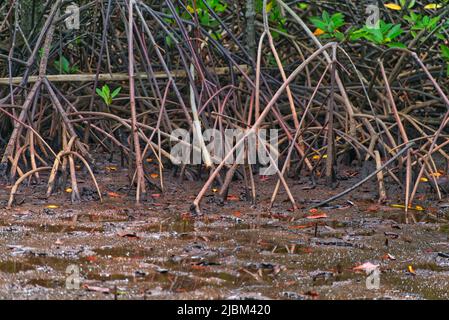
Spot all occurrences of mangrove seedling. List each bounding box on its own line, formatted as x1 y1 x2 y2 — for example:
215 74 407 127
96 85 121 106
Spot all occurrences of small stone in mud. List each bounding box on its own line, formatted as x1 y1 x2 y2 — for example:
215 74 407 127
134 270 147 277
43 208 55 215
282 291 308 300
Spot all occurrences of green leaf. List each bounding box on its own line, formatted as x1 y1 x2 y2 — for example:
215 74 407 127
335 31 344 41
309 17 327 30
60 56 70 73
386 24 403 41
95 88 104 98
103 85 110 97
388 42 407 48
322 11 330 23
111 87 121 98
440 45 449 60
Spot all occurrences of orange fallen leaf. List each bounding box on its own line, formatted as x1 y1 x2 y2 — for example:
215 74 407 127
150 173 159 179
232 211 242 217
227 195 239 201
107 191 122 198
382 253 396 261
191 264 208 271
86 256 97 262
65 187 73 193
366 204 380 212
313 28 325 36
289 225 310 230
105 166 117 172
304 290 319 298
306 213 328 219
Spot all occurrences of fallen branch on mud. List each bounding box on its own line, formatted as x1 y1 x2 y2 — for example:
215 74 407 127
311 141 416 209
0 66 249 85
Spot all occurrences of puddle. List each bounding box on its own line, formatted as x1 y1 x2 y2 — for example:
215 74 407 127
0 260 35 273
63 213 129 223
141 219 195 233
29 223 103 233
27 278 65 289
93 246 153 258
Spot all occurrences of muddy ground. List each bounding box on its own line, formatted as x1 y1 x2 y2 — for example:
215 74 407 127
1 155 449 300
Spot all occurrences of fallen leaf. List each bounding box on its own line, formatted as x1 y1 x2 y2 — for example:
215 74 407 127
65 187 73 193
117 230 139 238
382 253 396 261
46 205 59 209
366 204 380 212
313 28 325 36
312 154 328 160
424 3 442 9
83 284 110 293
105 166 117 172
353 262 379 273
289 224 310 230
304 290 319 298
384 3 402 10
151 193 161 198
390 204 425 211
408 265 416 275
306 213 328 219
227 195 239 201
150 173 159 179
107 191 122 198
233 211 242 217
212 188 219 193
191 264 208 271
146 158 153 163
